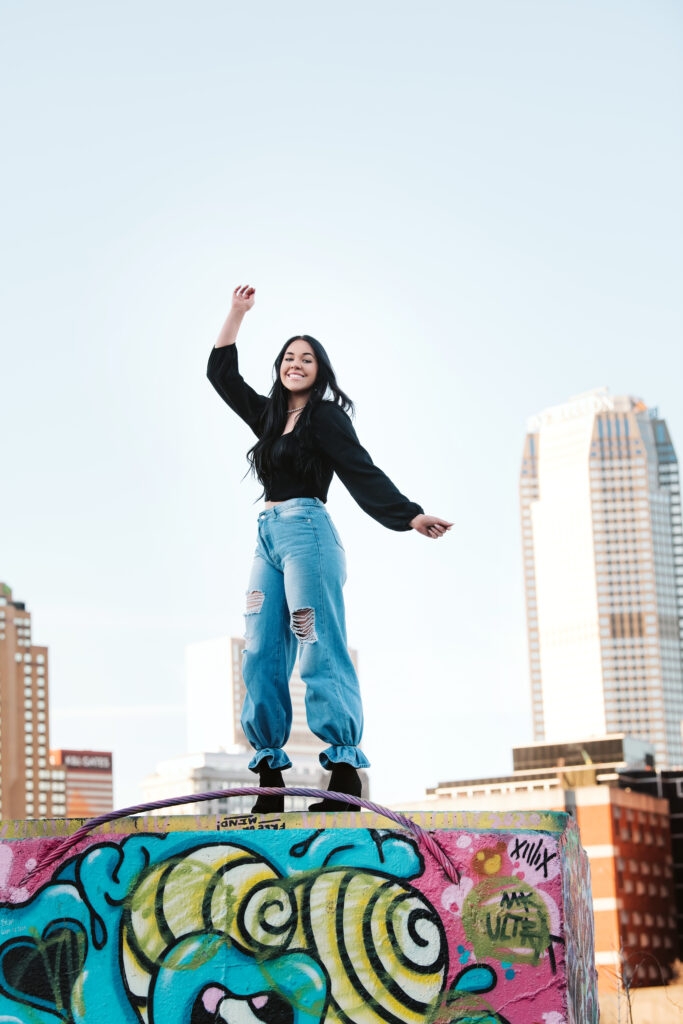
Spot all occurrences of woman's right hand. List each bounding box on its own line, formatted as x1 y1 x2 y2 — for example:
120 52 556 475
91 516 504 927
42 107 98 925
232 284 256 314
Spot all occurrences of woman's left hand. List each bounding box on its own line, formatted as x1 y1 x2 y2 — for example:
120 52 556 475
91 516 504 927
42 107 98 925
409 514 453 539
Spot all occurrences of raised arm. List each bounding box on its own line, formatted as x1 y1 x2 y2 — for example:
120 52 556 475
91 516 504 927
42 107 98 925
207 285 268 435
214 285 255 348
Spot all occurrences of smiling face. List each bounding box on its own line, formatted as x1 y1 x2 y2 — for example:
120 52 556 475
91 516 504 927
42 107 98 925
280 338 318 401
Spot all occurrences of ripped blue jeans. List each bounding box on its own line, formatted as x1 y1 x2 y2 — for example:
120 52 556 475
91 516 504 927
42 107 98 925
241 497 370 773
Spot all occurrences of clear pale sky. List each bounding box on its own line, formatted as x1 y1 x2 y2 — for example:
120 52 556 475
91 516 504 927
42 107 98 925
2 1 681 808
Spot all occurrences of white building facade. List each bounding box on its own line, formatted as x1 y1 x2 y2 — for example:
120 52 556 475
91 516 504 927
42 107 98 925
521 390 683 768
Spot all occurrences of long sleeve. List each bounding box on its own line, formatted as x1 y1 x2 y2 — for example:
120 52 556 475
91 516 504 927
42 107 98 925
312 402 423 531
206 344 268 436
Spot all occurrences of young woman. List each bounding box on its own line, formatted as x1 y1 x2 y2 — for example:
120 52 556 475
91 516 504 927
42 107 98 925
208 285 452 813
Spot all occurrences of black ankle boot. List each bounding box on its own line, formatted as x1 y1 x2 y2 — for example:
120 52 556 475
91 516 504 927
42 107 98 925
252 764 285 813
309 763 362 812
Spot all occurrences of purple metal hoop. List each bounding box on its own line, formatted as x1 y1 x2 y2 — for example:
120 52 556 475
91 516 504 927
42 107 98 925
20 787 460 886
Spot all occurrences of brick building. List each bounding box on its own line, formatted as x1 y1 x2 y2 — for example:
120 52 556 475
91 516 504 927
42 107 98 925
0 582 65 819
617 767 683 960
49 749 114 817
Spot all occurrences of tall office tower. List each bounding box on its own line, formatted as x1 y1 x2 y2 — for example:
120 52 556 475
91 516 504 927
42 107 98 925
186 636 359 757
520 390 683 768
0 582 66 819
49 749 114 817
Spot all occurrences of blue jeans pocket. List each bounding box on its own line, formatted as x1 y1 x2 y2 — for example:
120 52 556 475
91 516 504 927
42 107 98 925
324 516 345 551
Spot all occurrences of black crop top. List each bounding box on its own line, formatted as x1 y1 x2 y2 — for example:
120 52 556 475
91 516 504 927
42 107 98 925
207 344 424 531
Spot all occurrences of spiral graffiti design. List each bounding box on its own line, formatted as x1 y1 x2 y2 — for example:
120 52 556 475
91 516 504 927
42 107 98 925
121 844 280 1010
293 870 447 1024
120 846 448 1024
238 878 298 953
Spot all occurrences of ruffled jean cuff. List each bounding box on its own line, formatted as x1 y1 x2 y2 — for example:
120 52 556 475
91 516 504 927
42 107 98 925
248 748 293 772
319 745 371 770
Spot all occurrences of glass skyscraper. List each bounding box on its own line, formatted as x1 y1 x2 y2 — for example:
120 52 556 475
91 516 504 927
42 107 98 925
520 389 683 768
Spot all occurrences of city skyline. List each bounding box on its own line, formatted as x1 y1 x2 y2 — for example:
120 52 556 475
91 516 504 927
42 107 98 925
5 385 682 812
0 582 116 821
3 2 680 808
520 390 683 767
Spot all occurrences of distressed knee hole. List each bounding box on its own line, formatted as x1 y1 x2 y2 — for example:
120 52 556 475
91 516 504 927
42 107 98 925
291 607 317 644
246 590 265 614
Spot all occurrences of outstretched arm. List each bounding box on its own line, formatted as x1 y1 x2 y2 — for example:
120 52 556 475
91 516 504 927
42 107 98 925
312 403 452 538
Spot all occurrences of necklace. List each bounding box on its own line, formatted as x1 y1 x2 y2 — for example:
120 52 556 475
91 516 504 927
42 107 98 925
286 405 306 415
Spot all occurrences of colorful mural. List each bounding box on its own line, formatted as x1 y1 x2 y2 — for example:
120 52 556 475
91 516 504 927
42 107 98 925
0 813 597 1023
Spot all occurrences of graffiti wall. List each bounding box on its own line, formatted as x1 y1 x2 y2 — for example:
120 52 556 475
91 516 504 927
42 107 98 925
0 811 597 1023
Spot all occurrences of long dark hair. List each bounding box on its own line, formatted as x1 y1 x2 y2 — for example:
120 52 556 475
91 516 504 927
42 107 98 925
247 334 354 489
